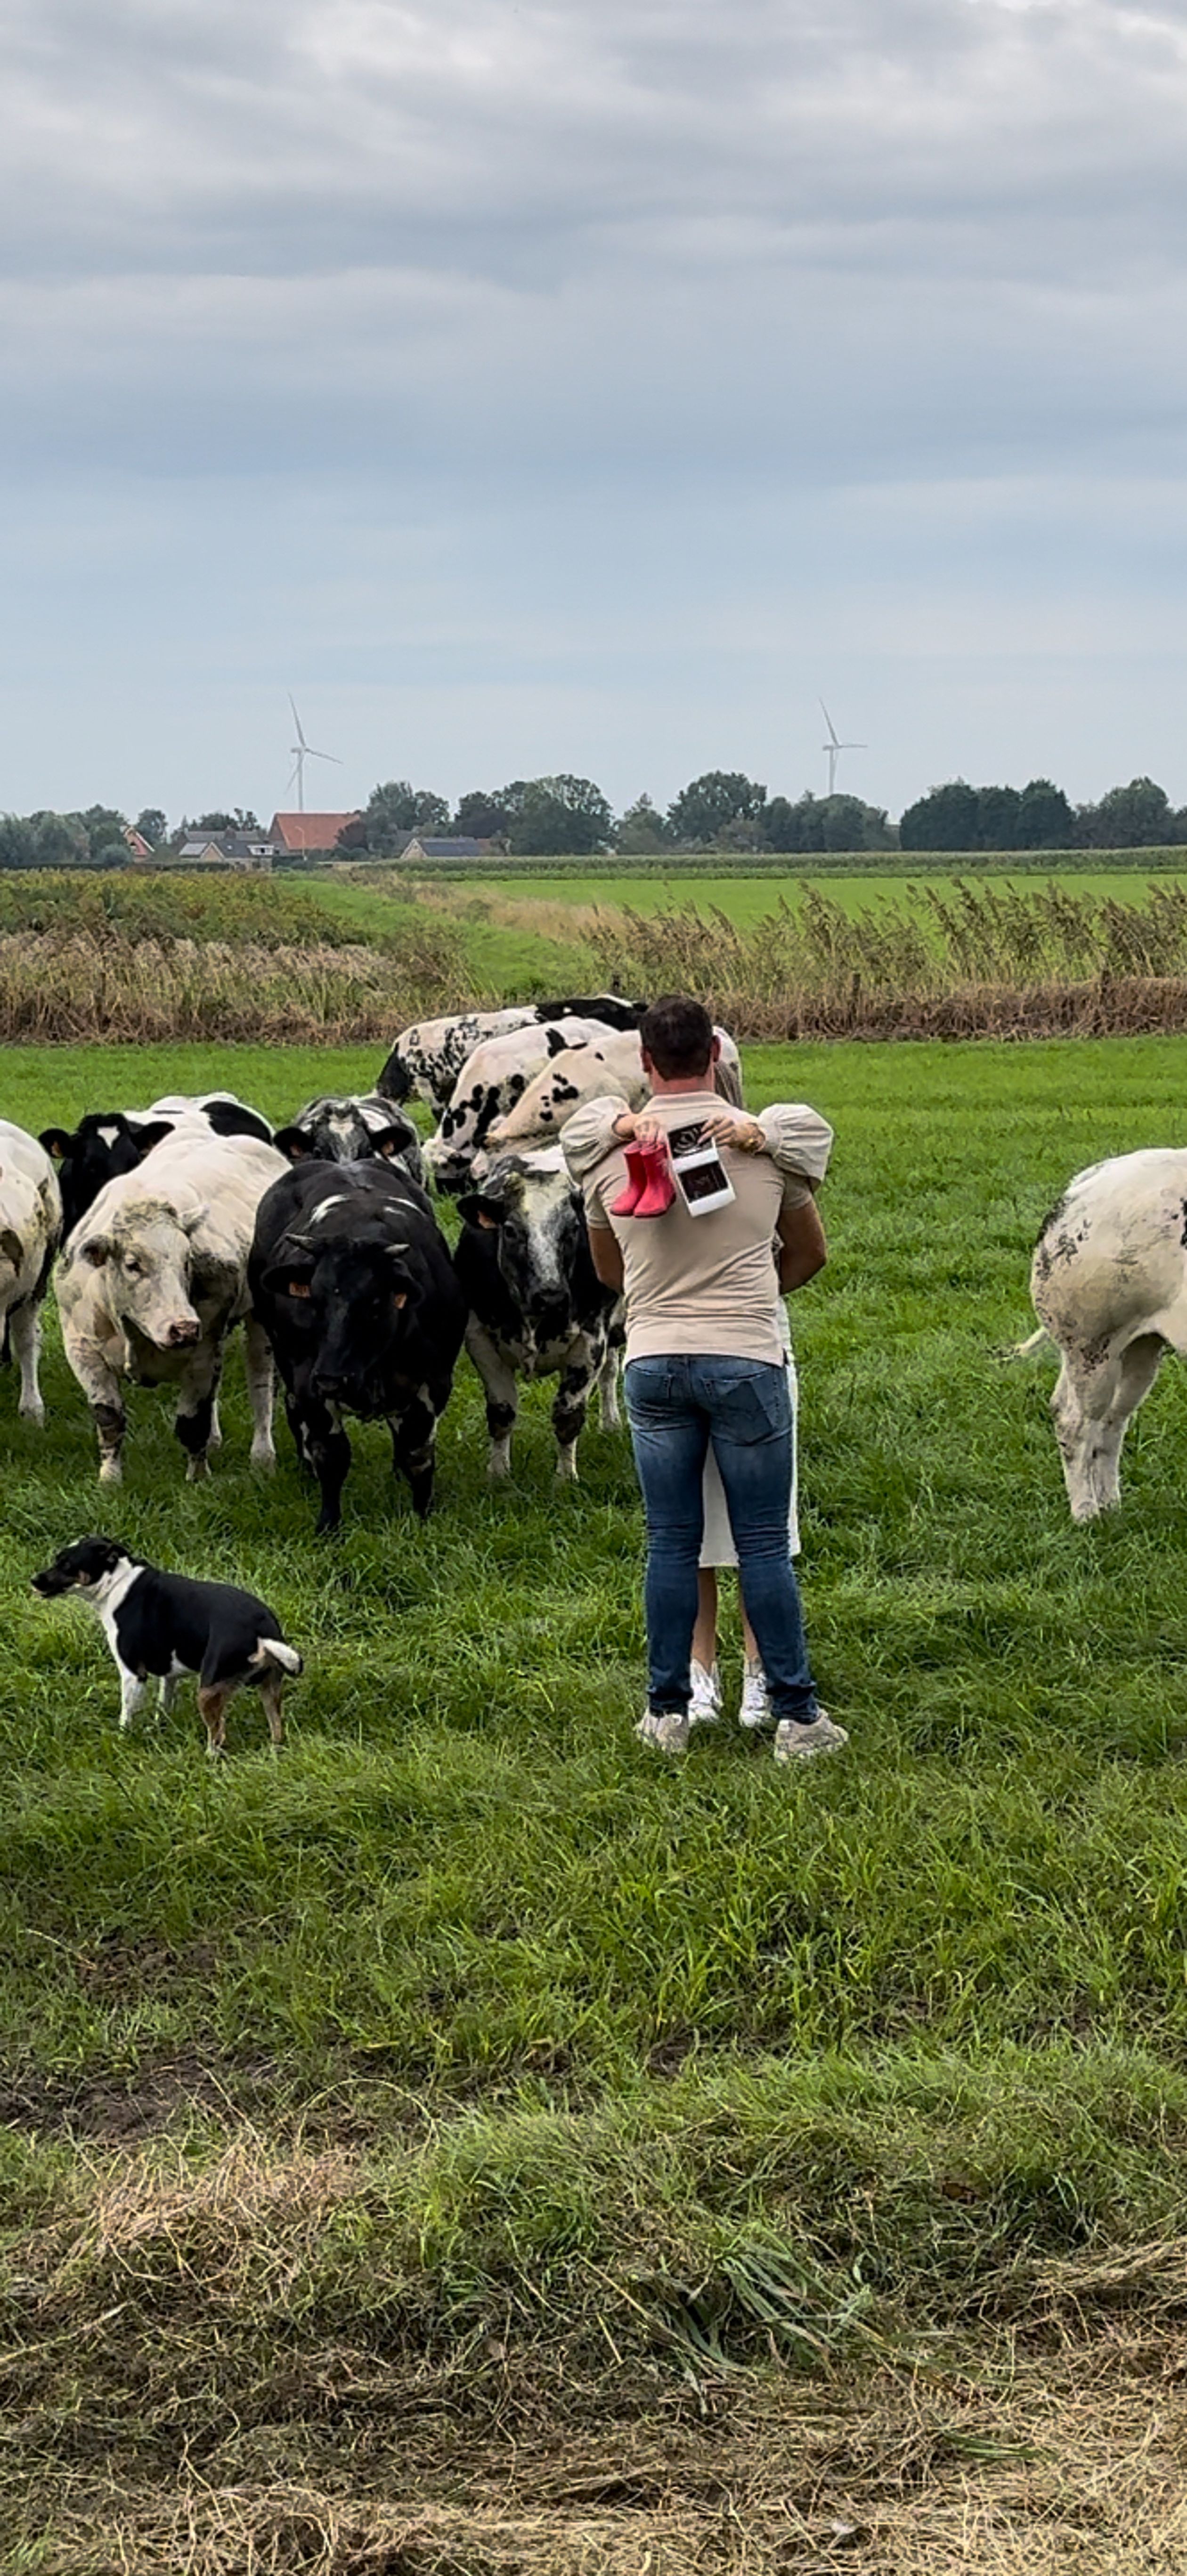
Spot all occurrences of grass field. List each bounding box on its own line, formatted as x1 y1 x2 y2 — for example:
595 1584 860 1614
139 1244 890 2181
5 1032 1187 2568
304 865 1187 1005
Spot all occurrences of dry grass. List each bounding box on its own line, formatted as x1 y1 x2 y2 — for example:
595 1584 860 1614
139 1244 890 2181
590 880 1187 1039
0 932 469 1042
8 2138 1187 2572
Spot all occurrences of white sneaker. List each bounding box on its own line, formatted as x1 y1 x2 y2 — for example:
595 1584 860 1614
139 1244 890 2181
737 1658 772 1730
688 1658 722 1725
636 1706 691 1755
772 1711 849 1764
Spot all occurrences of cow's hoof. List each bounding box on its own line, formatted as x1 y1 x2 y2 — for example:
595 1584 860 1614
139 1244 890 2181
186 1456 211 1483
554 1452 579 1484
487 1446 512 1481
98 1457 122 1486
19 1400 45 1428
250 1442 277 1472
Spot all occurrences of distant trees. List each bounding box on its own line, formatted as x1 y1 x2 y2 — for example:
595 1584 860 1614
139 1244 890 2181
761 792 894 854
900 779 1074 851
135 807 168 848
667 772 766 847
898 774 1187 852
616 794 672 854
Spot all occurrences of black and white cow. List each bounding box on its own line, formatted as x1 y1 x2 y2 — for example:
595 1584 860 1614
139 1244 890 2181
249 1160 467 1533
423 1017 618 1192
273 1093 424 1187
454 1149 622 1482
40 1093 273 1239
488 1026 745 1151
376 996 646 1118
1018 1147 1187 1520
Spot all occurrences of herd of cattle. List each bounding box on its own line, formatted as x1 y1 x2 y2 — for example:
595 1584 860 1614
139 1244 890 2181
0 981 1183 1538
0 992 710 1536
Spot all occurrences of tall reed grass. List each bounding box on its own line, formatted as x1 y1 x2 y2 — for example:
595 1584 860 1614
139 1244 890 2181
590 879 1187 1038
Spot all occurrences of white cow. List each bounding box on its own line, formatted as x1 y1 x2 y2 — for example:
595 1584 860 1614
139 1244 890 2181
0 1121 63 1426
486 1027 744 1152
376 996 644 1118
57 1126 288 1484
422 1018 620 1186
1022 1148 1187 1519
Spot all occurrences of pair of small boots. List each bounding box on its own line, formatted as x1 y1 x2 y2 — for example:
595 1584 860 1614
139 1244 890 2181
610 1137 675 1219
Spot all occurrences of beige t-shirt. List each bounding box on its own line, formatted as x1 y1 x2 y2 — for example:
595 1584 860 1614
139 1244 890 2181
582 1090 811 1365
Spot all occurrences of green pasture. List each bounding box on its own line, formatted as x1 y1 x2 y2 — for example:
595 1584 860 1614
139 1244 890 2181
4 1031 1187 2540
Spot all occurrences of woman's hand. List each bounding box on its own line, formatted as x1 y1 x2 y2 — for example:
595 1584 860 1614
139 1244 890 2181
702 1109 766 1155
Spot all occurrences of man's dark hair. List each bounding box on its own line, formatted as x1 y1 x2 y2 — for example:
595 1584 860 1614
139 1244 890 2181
639 993 715 1078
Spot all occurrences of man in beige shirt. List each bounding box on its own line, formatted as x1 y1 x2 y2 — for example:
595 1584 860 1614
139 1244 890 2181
571 992 845 1763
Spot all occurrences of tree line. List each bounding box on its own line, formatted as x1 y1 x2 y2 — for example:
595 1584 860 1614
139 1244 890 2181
1 769 1186 868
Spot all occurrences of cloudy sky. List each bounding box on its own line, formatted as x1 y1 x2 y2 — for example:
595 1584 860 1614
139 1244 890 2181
3 0 1187 826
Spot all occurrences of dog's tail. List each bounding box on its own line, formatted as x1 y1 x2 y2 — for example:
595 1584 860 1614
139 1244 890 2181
252 1636 303 1676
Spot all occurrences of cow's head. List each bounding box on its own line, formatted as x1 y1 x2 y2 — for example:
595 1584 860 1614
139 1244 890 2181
39 1113 174 1239
274 1096 420 1171
263 1224 422 1413
459 1155 583 1341
78 1197 206 1348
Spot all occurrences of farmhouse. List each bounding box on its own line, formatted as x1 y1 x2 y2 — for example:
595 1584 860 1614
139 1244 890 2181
175 828 278 871
400 834 495 864
269 811 362 857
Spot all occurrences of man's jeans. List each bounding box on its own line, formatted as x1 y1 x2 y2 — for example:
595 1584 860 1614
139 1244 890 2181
625 1354 818 1723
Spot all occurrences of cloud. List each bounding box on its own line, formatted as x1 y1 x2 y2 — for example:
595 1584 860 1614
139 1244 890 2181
3 0 1187 812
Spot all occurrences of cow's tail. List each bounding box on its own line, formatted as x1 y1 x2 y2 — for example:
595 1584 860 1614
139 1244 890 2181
252 1636 303 1676
1009 1325 1050 1361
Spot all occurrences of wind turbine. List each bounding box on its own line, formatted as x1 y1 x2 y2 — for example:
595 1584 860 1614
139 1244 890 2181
820 700 866 798
286 695 342 813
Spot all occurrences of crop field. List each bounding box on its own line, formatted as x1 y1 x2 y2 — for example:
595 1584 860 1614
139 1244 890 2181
4 1032 1187 2570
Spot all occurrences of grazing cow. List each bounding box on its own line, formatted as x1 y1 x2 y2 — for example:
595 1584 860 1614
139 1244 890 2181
1020 1148 1187 1519
40 1093 272 1239
423 1017 618 1190
487 1027 744 1151
56 1128 286 1483
455 1149 622 1481
0 1120 63 1426
273 1093 424 1186
376 996 646 1116
249 1160 467 1533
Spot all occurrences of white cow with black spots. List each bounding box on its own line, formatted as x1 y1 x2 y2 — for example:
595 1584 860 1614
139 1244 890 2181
377 997 644 1120
422 1018 621 1190
486 1027 744 1151
1020 1147 1187 1519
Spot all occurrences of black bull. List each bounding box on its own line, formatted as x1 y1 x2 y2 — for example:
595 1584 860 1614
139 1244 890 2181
249 1162 466 1533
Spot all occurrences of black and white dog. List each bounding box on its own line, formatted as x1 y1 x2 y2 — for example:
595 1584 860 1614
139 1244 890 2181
32 1537 302 1755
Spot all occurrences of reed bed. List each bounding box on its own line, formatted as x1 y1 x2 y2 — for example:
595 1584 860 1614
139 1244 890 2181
0 929 470 1042
591 878 1187 1038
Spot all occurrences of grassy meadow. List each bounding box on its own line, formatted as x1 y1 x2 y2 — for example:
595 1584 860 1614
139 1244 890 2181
5 1031 1187 2568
